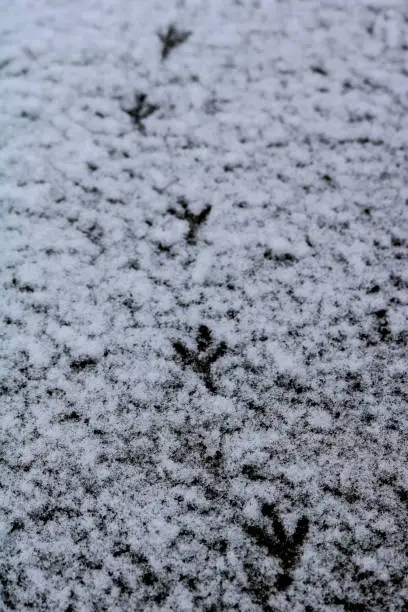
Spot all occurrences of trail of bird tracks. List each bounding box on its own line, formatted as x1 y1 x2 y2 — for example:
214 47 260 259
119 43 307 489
1 0 408 609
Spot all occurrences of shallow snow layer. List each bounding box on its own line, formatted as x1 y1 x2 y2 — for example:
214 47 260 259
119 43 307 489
1 0 408 610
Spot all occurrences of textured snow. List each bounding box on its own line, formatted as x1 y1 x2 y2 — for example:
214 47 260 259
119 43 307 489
1 0 408 610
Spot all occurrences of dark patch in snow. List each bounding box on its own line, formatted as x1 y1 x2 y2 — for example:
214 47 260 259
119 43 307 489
70 358 98 371
311 65 328 76
12 278 34 293
263 249 296 264
59 411 82 422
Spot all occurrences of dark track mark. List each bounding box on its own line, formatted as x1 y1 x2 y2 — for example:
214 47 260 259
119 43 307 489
124 93 159 132
338 137 384 146
203 97 220 115
59 411 82 422
274 373 309 394
29 505 80 525
92 429 105 436
20 110 38 121
156 243 173 255
46 388 66 398
345 370 364 393
371 309 392 343
263 249 296 264
243 560 274 611
173 325 227 393
122 297 140 313
311 65 328 76
348 111 375 123
391 274 408 290
327 597 366 611
78 222 103 246
0 572 16 610
110 544 168 601
244 503 309 592
267 141 286 149
0 59 12 72
70 358 98 372
12 278 34 293
107 198 125 205
112 575 132 597
127 259 140 270
395 487 408 508
322 483 360 504
168 197 211 244
391 236 407 248
242 464 267 481
322 173 332 183
9 519 24 534
158 24 191 61
142 571 158 586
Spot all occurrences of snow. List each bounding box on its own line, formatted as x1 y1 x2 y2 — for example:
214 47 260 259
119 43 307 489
1 0 408 609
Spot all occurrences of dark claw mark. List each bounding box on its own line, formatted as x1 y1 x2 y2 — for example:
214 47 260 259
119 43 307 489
173 325 227 393
196 324 212 354
158 24 191 61
168 197 211 244
124 93 159 132
9 519 24 534
244 504 309 592
78 222 104 246
173 341 195 368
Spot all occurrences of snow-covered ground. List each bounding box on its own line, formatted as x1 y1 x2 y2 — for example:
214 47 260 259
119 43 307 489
1 0 408 609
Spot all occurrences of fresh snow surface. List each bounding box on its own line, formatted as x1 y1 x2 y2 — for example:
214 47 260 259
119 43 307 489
1 0 408 610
